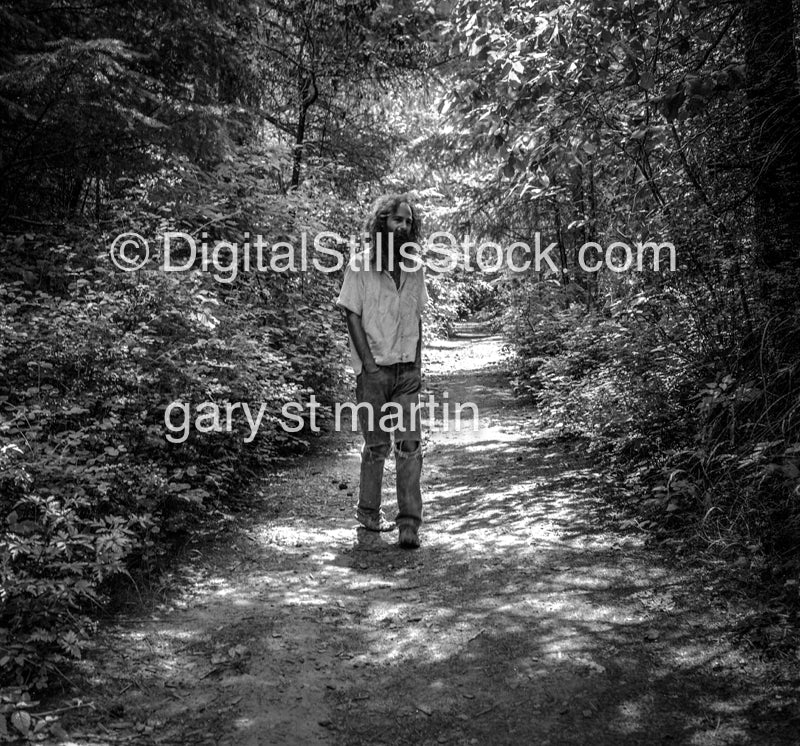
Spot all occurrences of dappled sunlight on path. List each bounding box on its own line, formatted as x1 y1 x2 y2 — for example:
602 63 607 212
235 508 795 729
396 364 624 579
77 322 799 746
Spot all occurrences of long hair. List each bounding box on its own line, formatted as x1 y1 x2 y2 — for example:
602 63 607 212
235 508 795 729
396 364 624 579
363 193 422 248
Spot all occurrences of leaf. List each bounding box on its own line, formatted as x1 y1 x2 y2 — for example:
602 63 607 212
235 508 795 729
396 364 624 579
781 463 799 479
470 33 490 57
50 723 70 740
11 711 31 735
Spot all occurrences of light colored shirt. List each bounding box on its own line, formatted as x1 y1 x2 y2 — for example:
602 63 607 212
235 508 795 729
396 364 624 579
336 249 428 375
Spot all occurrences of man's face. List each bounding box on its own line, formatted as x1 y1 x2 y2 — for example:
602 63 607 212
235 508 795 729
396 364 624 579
386 203 413 240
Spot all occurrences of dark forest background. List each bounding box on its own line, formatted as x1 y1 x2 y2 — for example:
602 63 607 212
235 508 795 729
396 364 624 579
2 0 800 699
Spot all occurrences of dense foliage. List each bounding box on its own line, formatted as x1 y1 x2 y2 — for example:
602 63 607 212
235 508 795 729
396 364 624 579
3 0 800 710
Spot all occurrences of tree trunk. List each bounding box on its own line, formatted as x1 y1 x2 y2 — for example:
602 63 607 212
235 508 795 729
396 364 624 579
290 73 318 190
743 0 800 279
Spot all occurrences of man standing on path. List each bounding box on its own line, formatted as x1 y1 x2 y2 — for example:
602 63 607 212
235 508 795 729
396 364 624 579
335 193 428 549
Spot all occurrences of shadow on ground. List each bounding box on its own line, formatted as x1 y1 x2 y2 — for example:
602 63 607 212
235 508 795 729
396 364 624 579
68 322 800 746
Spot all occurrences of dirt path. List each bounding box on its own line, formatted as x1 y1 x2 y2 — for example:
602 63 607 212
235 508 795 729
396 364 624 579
61 324 799 745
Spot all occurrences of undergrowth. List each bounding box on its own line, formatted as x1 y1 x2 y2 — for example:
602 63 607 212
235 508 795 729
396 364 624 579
502 281 800 626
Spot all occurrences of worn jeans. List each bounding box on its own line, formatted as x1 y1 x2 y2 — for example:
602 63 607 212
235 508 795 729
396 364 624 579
355 362 423 529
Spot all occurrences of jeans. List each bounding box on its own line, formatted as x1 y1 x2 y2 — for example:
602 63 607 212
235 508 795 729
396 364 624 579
355 362 423 529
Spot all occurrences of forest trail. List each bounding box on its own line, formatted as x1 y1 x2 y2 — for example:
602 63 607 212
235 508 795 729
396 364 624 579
64 324 799 745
